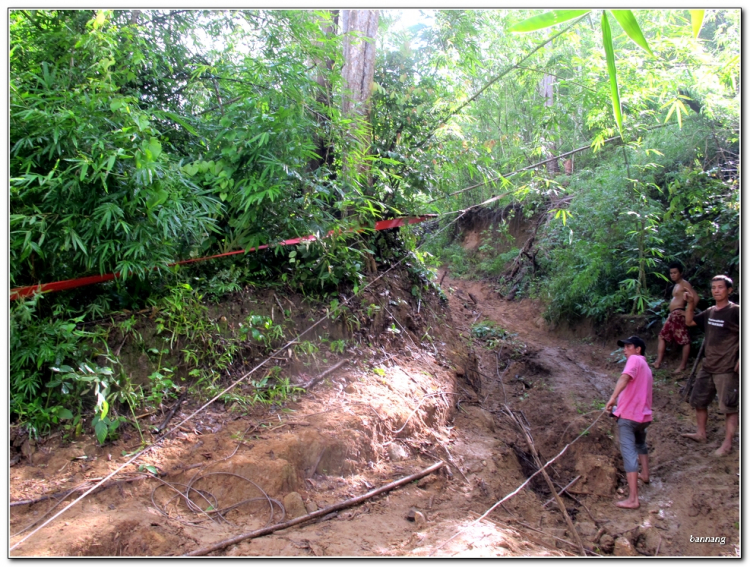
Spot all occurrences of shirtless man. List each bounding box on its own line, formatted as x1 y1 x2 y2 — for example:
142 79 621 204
653 261 699 372
682 275 740 456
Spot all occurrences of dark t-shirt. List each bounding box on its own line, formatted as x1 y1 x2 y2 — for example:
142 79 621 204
693 302 740 373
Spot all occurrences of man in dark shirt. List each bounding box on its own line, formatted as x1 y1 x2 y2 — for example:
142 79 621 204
683 275 740 456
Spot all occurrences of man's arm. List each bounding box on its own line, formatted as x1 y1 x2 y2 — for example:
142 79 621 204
605 373 632 412
683 290 698 326
682 280 699 306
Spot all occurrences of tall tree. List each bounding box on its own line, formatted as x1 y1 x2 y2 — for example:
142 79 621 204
340 10 379 195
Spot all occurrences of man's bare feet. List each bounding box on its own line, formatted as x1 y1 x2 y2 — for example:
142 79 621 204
714 445 732 457
653 362 661 369
681 432 707 443
616 499 640 509
673 367 686 374
638 474 649 484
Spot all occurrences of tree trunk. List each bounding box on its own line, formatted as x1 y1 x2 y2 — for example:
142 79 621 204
340 9 379 192
539 74 560 176
308 11 338 174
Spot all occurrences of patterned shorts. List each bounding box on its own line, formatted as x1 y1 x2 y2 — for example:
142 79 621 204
659 309 690 346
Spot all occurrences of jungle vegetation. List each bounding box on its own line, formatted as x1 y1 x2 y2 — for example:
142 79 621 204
9 9 740 437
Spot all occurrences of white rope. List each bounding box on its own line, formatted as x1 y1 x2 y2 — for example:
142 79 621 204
427 409 608 556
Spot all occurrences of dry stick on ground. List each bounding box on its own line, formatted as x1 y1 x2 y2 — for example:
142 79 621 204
495 352 509 405
10 474 150 508
550 479 601 524
183 461 445 556
273 294 285 317
439 269 449 287
154 390 188 433
509 518 602 557
505 406 586 556
302 358 350 389
435 442 470 483
428 409 608 557
542 475 581 508
11 474 151 536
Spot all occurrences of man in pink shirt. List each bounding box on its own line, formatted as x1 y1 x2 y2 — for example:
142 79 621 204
605 335 653 509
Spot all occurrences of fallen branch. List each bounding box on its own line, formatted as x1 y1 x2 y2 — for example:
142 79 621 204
509 518 602 557
183 460 445 556
273 294 285 317
154 390 187 433
506 406 586 556
542 475 581 508
10 474 150 508
303 358 350 389
439 269 449 287
428 409 609 557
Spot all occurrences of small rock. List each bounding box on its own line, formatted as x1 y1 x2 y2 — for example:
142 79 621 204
599 534 615 554
414 511 426 527
614 536 637 556
344 384 358 394
407 508 426 527
305 500 318 514
388 443 410 462
635 526 662 556
283 492 307 519
576 521 597 538
417 475 437 489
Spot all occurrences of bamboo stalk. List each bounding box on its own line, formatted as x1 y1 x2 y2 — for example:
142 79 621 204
183 460 445 556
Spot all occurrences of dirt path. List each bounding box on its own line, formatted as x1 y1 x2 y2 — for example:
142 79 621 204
9 273 739 557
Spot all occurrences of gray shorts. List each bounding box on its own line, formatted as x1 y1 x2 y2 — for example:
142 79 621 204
617 418 650 473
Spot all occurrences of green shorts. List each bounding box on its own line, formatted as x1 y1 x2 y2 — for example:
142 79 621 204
689 368 739 414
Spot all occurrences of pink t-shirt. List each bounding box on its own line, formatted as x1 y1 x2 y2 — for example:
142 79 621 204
614 354 653 423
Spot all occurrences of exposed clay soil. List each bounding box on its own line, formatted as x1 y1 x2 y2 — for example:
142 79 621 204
9 263 740 557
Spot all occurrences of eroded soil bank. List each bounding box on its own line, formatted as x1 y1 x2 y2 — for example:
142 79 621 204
9 270 739 557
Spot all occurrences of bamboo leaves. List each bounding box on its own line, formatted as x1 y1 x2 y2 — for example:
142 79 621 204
508 10 591 32
509 9 655 136
610 10 653 56
601 12 623 135
660 96 690 128
689 10 705 38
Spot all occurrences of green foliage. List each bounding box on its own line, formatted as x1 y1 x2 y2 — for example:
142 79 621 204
329 339 348 355
8 9 739 438
537 121 738 323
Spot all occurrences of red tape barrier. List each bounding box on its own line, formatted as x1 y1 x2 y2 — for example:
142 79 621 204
10 215 436 301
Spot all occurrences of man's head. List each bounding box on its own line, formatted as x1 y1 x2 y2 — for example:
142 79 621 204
710 275 733 303
668 261 684 282
617 335 646 357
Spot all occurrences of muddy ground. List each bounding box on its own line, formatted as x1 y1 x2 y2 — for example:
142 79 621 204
9 265 740 557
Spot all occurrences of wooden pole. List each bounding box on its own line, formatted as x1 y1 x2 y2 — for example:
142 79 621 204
542 475 581 508
183 460 444 556
505 406 586 556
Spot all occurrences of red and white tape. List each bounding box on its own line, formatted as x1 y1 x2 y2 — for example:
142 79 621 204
10 215 436 301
